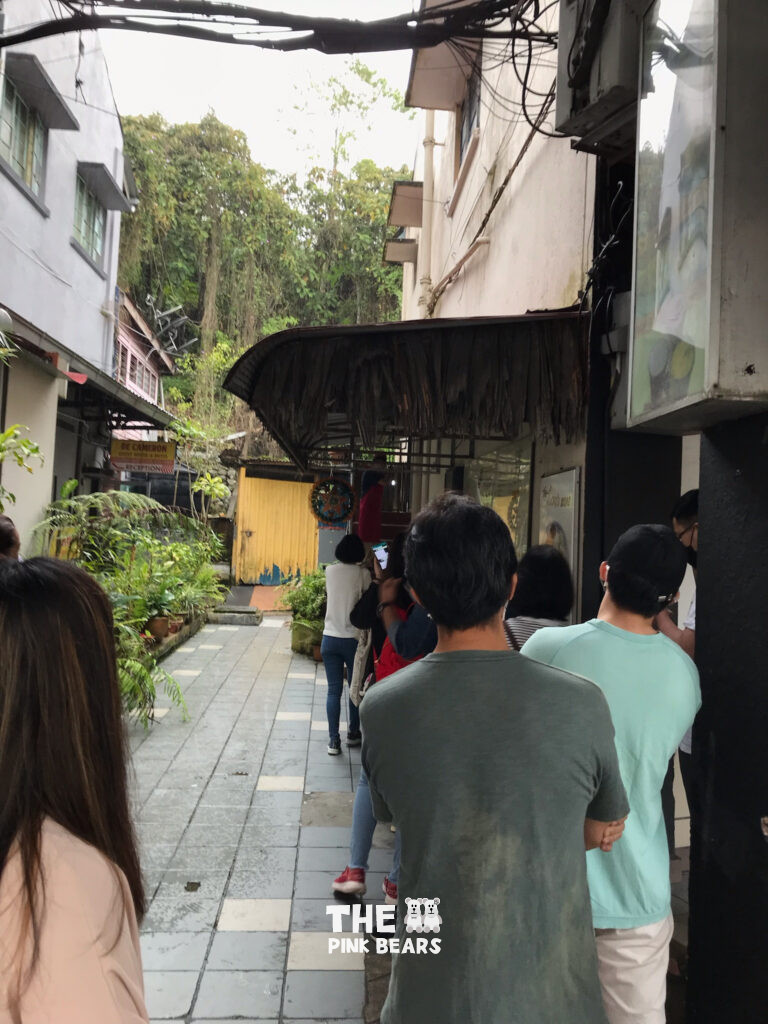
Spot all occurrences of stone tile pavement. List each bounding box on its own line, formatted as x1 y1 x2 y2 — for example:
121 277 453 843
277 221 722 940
128 619 395 1023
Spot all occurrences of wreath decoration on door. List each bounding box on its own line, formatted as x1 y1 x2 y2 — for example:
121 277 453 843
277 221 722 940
309 478 356 526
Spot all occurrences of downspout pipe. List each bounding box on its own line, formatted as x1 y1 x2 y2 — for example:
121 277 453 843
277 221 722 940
418 109 435 316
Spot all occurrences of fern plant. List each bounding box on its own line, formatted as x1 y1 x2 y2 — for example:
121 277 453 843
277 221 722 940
34 492 221 724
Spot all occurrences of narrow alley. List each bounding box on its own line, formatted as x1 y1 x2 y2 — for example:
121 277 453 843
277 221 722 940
130 619 394 1023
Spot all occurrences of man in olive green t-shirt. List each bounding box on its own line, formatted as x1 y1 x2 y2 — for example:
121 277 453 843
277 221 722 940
362 494 629 1024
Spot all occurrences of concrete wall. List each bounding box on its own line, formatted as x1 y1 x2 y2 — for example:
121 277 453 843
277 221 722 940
404 17 593 546
0 0 124 373
403 12 594 321
2 358 59 548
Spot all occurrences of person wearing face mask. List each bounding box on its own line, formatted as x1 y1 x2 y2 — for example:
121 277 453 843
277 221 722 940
523 526 700 1024
656 490 698 811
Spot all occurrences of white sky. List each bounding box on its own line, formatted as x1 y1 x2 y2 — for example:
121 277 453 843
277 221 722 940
100 1 423 177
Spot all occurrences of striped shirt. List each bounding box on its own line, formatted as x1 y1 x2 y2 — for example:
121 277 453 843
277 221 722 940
504 616 568 651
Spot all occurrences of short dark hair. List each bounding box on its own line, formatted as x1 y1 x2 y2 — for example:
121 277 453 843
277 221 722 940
507 545 573 621
671 489 698 524
0 515 17 556
405 493 518 630
335 534 365 564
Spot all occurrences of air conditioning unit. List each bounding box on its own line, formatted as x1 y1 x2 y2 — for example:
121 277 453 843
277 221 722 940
556 0 642 148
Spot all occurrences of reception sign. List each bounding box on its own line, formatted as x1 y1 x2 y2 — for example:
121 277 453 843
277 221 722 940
110 439 176 474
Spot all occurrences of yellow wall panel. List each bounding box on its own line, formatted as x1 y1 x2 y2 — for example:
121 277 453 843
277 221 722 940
234 470 318 584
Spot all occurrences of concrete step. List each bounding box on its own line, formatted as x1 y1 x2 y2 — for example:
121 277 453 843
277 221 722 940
207 605 263 626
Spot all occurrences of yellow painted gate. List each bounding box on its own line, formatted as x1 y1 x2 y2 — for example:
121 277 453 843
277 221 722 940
233 470 318 584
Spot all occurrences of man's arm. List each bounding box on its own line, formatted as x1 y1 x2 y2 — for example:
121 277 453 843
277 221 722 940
584 816 627 852
656 609 695 659
586 691 630 833
360 732 393 823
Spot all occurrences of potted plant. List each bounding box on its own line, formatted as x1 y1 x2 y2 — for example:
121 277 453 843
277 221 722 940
281 569 326 657
144 586 175 640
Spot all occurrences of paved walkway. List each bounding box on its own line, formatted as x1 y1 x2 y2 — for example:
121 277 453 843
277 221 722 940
129 620 395 1023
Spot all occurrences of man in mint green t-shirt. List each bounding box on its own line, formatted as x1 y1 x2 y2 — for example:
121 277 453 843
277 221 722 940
523 525 700 1024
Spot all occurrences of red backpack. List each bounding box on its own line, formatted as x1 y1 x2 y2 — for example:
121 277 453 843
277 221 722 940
374 604 418 681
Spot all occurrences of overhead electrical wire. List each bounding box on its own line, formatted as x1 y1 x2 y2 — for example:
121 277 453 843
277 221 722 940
4 1 566 141
1 1 558 54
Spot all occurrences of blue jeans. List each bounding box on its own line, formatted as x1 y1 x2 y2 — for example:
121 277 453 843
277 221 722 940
349 767 401 883
321 634 360 742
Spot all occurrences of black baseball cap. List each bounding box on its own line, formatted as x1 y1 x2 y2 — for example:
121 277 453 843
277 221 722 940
607 524 687 602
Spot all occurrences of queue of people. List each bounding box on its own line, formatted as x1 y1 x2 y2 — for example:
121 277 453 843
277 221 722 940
0 483 701 1024
350 490 699 1024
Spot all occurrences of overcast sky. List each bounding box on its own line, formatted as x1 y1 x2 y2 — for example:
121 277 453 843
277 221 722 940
100 0 422 177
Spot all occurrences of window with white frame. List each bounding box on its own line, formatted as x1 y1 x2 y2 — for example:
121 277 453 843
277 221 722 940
116 340 160 403
458 63 481 165
0 75 45 195
74 175 106 263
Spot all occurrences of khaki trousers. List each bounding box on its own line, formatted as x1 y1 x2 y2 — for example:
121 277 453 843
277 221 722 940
595 912 674 1024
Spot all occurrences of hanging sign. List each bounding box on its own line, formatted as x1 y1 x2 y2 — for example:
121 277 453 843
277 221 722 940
110 439 176 474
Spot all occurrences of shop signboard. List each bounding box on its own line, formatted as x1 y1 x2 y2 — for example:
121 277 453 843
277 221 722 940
630 0 714 424
110 439 176 474
628 0 768 431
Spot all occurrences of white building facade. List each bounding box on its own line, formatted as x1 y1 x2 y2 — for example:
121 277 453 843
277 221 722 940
0 0 168 545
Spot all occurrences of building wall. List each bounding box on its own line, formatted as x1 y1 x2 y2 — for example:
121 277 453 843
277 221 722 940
403 18 594 560
402 17 594 321
2 358 59 548
0 0 124 373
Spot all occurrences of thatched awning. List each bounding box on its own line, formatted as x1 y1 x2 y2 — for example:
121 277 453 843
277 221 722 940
223 312 588 470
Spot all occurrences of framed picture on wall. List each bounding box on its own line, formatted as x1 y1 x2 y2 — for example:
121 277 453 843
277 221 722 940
538 467 580 581
465 437 533 559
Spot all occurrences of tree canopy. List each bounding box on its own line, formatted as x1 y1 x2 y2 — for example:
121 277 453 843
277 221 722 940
118 95 409 445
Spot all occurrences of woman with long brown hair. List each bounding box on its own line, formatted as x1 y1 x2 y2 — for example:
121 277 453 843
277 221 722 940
0 557 148 1023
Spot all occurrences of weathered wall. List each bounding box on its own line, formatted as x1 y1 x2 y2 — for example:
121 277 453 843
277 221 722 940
0 0 124 373
2 359 59 547
404 17 593 528
233 471 318 585
403 16 594 321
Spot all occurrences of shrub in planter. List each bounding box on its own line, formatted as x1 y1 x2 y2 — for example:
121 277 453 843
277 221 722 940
33 491 224 724
281 569 326 656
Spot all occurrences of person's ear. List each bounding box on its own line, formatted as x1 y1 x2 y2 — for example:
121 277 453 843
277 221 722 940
409 585 424 608
509 573 518 601
599 561 609 582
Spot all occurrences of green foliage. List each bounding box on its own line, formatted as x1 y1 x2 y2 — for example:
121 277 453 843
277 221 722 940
191 472 231 524
118 91 410 445
0 317 43 512
282 567 327 656
34 492 225 725
281 568 327 634
0 424 43 512
59 478 79 499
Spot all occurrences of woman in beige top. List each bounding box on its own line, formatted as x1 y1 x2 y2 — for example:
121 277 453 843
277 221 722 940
0 557 149 1023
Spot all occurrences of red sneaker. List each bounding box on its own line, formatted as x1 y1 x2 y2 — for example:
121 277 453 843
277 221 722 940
382 876 398 905
332 866 366 895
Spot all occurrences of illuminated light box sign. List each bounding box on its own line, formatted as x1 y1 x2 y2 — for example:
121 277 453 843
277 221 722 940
110 439 176 474
629 0 768 432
